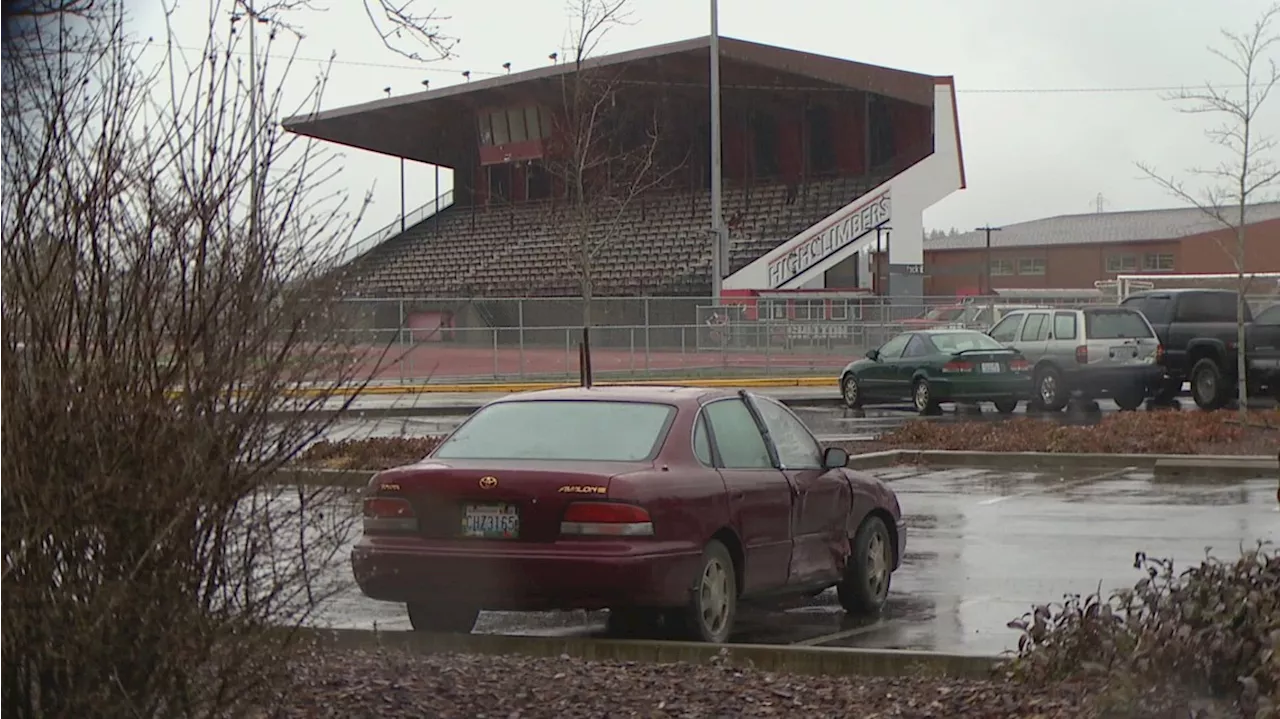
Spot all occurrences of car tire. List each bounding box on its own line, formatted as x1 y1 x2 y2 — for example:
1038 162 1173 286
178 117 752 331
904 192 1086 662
837 516 893 615
841 373 864 409
406 601 480 633
912 378 940 415
1034 366 1068 412
993 398 1018 414
1190 358 1230 411
1113 389 1145 412
679 540 737 643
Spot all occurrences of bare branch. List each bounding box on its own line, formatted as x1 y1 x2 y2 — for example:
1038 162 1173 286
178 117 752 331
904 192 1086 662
361 0 456 63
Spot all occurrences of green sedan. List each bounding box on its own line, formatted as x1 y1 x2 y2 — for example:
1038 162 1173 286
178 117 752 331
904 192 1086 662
839 329 1034 415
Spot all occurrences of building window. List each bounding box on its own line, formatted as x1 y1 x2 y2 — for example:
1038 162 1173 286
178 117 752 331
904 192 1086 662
1106 254 1138 273
990 259 1015 276
1142 253 1175 272
830 301 849 321
1018 258 1046 276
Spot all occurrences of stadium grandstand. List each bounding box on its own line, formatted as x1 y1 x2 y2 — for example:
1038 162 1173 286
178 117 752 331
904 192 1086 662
284 34 964 334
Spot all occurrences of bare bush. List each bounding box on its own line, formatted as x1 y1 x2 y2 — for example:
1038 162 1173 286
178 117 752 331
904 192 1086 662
1005 544 1280 718
1 2 387 717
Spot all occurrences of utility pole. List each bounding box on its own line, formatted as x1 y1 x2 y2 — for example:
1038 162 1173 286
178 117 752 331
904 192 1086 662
236 1 269 250
709 0 724 307
976 225 1002 297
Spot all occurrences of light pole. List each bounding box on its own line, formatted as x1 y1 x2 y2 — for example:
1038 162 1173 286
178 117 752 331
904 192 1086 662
385 86 406 233
233 1 270 249
709 0 725 306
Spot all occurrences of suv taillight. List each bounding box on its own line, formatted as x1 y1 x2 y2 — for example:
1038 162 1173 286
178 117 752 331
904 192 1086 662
561 502 654 537
1075 345 1089 364
362 496 418 533
1155 344 1164 364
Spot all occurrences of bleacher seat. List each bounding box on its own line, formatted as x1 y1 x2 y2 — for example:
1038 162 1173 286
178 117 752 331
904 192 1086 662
342 174 886 297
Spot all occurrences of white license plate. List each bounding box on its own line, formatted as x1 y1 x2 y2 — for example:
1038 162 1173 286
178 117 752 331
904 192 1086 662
1110 346 1138 359
981 362 1002 373
460 503 520 539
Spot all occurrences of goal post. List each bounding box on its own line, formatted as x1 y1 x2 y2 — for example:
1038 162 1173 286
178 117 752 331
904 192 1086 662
1115 272 1280 305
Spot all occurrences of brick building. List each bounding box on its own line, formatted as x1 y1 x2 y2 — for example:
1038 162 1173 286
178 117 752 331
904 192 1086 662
917 203 1280 296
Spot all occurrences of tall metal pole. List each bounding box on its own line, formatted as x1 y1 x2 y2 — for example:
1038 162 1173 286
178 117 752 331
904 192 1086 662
709 0 724 306
400 158 406 232
246 1 261 249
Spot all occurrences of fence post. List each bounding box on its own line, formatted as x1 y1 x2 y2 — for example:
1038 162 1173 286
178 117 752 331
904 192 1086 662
643 297 651 372
629 327 635 376
518 300 525 379
492 327 499 380
397 299 406 346
564 328 572 379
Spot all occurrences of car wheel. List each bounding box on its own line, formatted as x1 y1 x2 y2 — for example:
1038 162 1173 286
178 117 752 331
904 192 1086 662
841 373 864 409
837 516 893 615
1113 389 1145 412
406 601 480 633
679 540 737 643
912 378 939 415
993 398 1018 414
1190 358 1229 411
1034 366 1068 412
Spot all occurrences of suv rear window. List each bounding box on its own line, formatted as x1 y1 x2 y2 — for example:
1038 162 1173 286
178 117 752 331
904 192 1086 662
1085 310 1153 339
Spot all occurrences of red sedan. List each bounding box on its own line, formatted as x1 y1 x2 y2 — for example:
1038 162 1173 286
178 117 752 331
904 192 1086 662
351 386 906 643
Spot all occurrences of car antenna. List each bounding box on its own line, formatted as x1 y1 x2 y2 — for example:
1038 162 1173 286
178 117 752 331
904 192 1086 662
578 325 594 388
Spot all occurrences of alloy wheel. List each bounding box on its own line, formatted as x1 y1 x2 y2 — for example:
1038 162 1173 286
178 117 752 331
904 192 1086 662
699 558 732 637
866 532 890 598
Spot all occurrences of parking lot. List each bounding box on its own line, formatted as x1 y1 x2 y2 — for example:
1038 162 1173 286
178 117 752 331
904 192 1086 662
309 465 1278 656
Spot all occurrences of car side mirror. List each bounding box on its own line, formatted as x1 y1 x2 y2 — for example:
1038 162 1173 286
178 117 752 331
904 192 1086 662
823 446 849 470
866 348 880 361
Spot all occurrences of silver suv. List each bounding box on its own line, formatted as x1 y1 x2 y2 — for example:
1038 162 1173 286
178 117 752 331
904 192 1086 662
986 306 1163 411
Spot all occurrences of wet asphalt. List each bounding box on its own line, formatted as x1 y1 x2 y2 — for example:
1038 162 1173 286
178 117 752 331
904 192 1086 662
307 465 1279 656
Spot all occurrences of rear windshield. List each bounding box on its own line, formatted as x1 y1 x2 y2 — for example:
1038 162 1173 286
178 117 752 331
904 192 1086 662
433 400 676 462
930 332 1006 353
1086 310 1153 339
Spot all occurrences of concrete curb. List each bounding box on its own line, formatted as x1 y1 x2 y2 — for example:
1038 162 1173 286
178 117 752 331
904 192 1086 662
854 449 1278 479
299 628 1002 680
282 376 836 398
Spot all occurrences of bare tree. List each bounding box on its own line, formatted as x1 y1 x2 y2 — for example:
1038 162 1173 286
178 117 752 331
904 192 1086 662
1138 4 1280 417
0 0 410 715
362 0 456 62
541 0 682 326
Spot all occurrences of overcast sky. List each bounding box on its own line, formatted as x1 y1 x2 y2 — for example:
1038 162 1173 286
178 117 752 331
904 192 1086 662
132 0 1279 242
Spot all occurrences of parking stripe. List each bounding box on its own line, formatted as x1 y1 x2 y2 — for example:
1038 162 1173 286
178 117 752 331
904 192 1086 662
977 467 1136 506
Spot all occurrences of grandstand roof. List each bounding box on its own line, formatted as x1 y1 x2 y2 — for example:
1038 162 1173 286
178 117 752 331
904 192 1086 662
282 35 939 168
925 202 1280 251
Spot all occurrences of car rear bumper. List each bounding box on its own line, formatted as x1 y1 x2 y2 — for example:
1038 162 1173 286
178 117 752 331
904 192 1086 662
929 375 1032 401
351 536 703 611
1066 365 1163 395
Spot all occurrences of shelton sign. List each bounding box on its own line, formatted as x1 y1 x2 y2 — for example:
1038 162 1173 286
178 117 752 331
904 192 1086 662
766 190 891 288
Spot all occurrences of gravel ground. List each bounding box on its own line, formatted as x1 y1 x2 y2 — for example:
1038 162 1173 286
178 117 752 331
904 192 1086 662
276 648 1103 718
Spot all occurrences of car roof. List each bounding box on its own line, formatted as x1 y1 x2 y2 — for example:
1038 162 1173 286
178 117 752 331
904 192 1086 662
490 384 736 408
1125 288 1236 297
915 328 987 334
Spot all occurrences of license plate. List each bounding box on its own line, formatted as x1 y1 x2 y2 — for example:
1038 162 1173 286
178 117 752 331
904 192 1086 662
460 503 519 539
1110 346 1137 360
981 362 1002 373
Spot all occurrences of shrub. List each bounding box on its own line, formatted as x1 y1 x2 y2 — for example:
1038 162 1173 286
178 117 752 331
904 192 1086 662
295 436 443 470
1005 544 1280 717
879 410 1279 455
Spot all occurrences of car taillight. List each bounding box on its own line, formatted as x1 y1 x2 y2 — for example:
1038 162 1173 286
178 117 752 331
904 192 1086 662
1155 344 1164 363
362 496 418 533
561 502 654 537
1008 358 1030 372
942 360 974 373
1075 345 1089 364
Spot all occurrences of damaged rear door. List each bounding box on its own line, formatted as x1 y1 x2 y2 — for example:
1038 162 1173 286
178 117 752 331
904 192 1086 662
743 393 852 588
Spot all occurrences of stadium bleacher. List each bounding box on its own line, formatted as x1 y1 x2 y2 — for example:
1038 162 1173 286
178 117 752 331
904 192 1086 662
341 173 884 298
